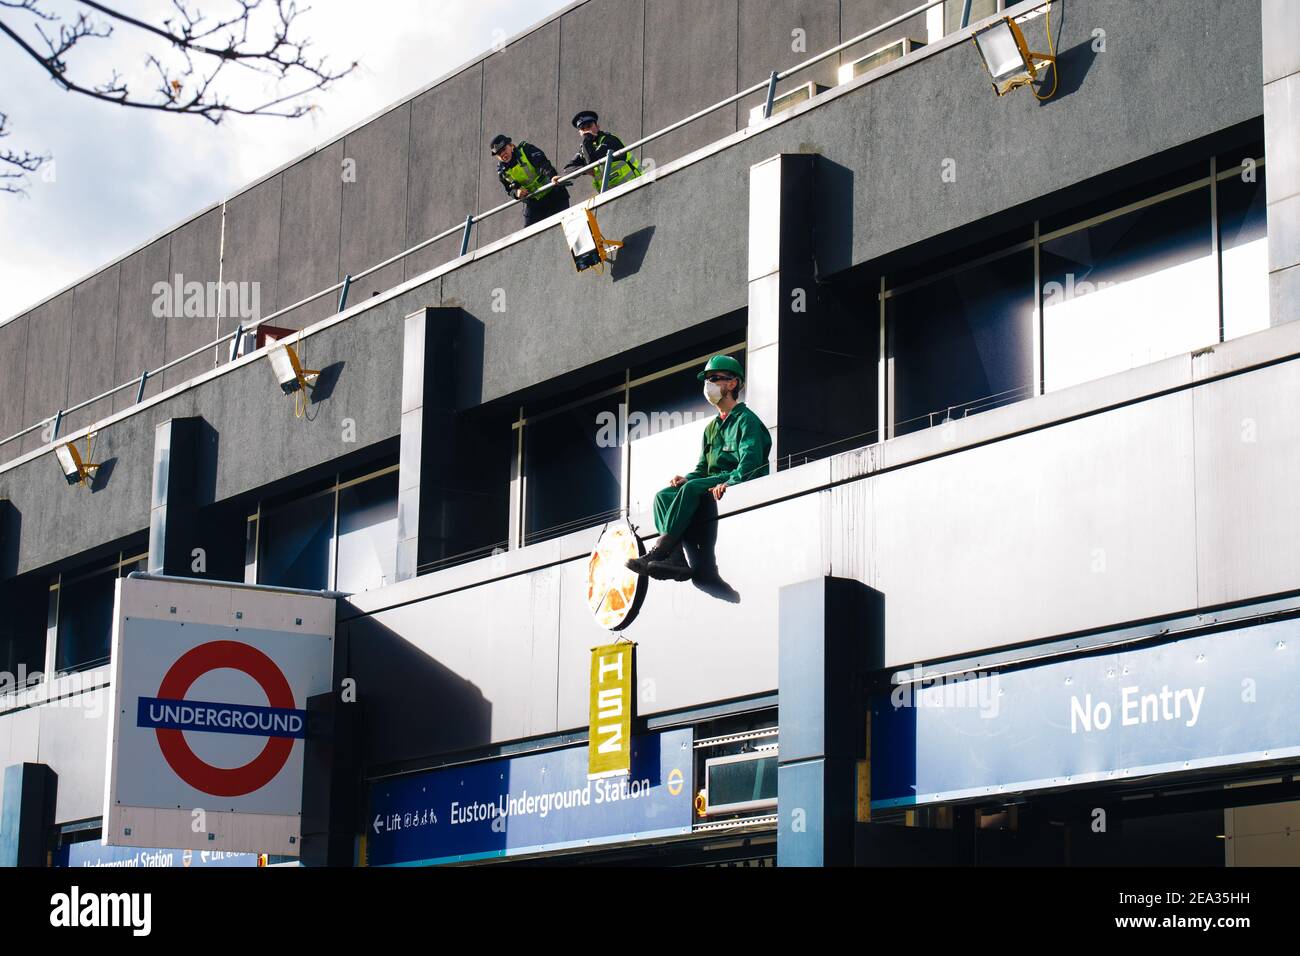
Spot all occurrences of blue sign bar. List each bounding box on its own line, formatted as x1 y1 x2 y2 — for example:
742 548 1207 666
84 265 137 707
872 616 1300 809
368 729 693 866
57 843 260 868
136 696 307 739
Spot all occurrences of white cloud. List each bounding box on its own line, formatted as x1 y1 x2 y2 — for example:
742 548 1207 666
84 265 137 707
0 0 570 320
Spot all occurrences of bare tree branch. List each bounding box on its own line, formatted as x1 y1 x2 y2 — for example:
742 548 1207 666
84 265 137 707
0 0 356 122
0 110 50 195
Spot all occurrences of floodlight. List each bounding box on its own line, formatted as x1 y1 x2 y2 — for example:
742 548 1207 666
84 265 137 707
972 14 1057 97
55 434 100 487
562 207 623 273
267 342 319 395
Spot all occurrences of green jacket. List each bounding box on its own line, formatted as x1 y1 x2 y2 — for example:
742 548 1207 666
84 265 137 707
684 402 772 485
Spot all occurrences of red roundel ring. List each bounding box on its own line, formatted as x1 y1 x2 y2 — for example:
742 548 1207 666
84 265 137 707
154 641 296 798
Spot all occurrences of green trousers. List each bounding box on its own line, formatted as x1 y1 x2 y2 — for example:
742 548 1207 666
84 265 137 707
653 476 720 538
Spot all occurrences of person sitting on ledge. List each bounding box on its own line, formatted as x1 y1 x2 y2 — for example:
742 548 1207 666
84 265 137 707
626 355 771 581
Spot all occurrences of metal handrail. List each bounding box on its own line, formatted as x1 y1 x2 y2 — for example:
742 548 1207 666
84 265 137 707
0 0 947 456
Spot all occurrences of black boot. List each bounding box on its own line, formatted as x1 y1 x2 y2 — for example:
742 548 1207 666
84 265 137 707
647 540 693 581
626 535 678 575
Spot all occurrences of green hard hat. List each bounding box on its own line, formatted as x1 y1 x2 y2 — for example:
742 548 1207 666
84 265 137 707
697 354 744 381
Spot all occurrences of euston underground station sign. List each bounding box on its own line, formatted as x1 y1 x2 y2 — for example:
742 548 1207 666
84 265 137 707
871 615 1300 809
367 728 693 866
104 577 334 855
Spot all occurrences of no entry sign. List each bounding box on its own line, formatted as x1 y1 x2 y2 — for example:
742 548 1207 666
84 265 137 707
103 576 334 855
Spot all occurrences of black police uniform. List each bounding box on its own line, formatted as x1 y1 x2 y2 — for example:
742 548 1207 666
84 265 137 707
496 142 571 226
563 131 631 178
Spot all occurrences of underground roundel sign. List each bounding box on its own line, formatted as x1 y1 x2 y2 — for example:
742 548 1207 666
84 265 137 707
587 523 646 630
137 640 306 798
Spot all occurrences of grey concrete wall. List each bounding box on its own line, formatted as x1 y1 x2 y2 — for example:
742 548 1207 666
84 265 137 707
477 21 563 248
738 0 841 121
0 278 432 579
218 174 283 347
440 0 1262 405
642 0 739 167
340 104 412 302
161 208 223 391
440 147 749 403
556 0 645 202
0 318 29 446
112 237 171 413
19 291 73 455
277 141 345 331
405 64 485 278
1 0 1264 467
63 265 121 436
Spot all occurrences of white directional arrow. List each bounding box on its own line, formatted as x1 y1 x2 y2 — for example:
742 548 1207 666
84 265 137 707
373 814 383 835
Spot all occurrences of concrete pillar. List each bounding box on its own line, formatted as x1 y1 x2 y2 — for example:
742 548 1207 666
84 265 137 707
148 417 204 576
747 154 877 469
0 763 56 867
299 690 360 867
396 308 464 581
1264 0 1300 324
776 576 882 867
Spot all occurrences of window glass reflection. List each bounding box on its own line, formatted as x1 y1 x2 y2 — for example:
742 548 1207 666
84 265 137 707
1041 188 1216 392
337 473 398 593
889 249 1035 435
1218 166 1269 341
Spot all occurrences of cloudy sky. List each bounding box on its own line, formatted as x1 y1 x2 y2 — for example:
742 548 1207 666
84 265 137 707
0 0 570 321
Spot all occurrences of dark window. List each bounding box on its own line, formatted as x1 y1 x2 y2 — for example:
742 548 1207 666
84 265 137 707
889 249 1034 435
0 578 49 684
259 489 334 590
524 393 623 544
55 565 116 672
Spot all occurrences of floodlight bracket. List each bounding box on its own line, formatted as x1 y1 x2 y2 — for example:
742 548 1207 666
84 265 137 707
61 433 101 487
276 343 321 394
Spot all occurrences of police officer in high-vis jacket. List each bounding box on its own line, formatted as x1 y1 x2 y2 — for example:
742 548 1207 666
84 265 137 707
556 111 642 194
626 355 771 581
490 134 571 227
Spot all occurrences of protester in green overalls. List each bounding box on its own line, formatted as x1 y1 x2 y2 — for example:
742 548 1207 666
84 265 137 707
490 134 571 227
626 355 772 581
556 110 642 194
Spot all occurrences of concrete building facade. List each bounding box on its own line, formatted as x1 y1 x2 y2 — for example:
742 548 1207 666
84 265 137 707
2 0 1298 866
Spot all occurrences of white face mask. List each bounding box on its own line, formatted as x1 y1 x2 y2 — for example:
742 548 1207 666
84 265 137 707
703 380 725 406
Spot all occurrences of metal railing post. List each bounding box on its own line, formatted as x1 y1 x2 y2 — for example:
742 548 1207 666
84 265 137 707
459 214 474 257
50 409 63 441
762 70 780 119
337 274 353 312
599 152 614 193
134 371 149 404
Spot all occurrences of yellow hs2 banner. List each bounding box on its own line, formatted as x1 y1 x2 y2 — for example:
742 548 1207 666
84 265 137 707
589 642 634 778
